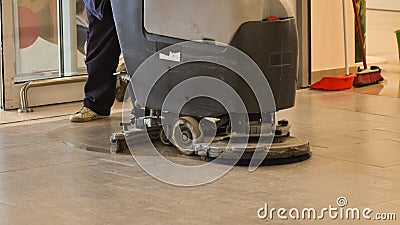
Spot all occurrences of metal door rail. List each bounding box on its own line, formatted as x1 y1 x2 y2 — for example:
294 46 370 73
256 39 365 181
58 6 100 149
18 75 87 113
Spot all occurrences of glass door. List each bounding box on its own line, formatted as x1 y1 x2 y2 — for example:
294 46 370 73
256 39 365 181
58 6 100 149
1 0 88 110
14 0 87 82
59 0 87 77
13 0 60 82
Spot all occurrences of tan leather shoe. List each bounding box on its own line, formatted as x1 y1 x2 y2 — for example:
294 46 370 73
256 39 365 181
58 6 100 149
70 107 107 122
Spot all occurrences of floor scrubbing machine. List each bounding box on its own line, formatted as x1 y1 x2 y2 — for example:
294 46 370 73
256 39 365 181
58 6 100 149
110 0 311 164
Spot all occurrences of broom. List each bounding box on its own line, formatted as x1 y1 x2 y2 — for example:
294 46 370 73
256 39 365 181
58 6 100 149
351 0 384 87
310 0 356 91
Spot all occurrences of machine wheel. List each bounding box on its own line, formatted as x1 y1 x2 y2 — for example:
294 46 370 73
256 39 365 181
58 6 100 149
110 133 128 153
116 139 128 153
160 128 172 146
171 117 202 155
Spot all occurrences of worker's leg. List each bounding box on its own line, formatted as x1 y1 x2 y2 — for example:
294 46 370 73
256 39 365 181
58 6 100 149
84 0 121 116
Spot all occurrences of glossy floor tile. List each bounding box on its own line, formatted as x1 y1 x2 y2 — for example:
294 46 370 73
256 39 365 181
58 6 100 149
0 88 399 225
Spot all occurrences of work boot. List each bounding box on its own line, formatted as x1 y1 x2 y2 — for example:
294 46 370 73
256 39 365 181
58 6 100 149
70 107 107 122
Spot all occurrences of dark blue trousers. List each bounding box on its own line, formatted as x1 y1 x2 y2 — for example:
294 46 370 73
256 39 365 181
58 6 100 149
84 0 121 116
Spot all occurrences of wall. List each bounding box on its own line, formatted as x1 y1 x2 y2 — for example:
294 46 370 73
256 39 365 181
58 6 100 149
366 10 400 57
367 0 400 11
311 0 355 73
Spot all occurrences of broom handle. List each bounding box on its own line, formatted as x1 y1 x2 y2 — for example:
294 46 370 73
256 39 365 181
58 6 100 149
352 0 368 69
343 0 350 75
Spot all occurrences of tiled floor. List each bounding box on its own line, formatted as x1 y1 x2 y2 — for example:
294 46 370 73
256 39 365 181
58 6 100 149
0 87 399 225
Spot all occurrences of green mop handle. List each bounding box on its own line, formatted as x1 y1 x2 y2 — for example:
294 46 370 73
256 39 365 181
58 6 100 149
352 0 368 69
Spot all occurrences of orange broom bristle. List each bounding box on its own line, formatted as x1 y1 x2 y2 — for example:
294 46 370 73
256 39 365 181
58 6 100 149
353 68 384 87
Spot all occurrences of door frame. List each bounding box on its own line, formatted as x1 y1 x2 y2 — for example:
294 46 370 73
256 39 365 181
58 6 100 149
296 0 312 88
0 0 4 110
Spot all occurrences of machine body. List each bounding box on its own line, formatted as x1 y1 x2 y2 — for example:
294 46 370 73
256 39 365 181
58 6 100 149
110 0 310 162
